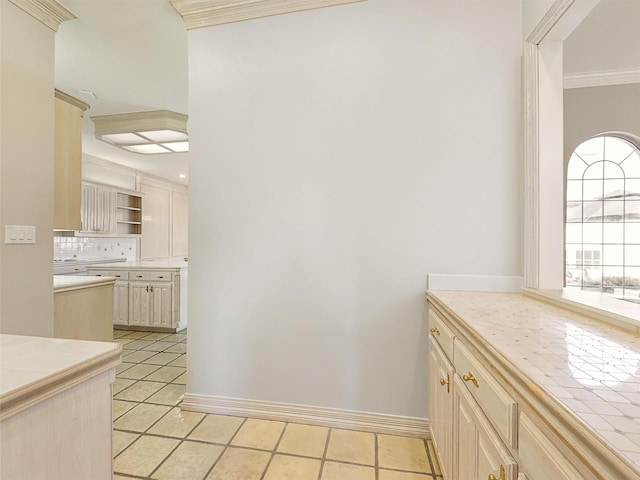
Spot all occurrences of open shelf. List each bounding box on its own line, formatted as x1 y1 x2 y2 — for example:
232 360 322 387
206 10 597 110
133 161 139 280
116 192 143 235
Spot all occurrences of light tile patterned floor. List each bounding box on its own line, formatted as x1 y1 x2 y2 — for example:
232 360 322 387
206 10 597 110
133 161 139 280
112 329 443 480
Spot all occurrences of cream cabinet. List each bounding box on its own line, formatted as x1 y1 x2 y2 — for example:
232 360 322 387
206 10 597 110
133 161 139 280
427 291 637 480
54 89 89 231
430 308 517 480
139 177 188 260
129 280 172 328
453 374 517 480
429 339 453 479
79 182 143 237
87 264 187 332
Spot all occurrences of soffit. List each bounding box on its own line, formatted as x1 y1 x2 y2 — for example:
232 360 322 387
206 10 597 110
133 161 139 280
169 0 365 29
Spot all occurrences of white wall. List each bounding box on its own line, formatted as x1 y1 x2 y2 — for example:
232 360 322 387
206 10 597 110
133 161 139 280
564 83 640 159
0 2 56 335
188 0 523 418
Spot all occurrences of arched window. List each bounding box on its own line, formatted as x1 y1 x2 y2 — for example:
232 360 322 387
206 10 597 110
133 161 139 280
566 134 640 303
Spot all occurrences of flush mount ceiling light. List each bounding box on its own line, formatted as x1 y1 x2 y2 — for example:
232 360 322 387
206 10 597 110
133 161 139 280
91 110 188 154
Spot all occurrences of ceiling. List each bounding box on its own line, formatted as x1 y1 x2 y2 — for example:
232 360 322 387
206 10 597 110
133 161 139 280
54 0 639 187
55 0 188 185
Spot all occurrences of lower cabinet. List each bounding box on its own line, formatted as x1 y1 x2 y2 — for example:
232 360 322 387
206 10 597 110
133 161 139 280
453 375 517 480
427 297 609 480
129 281 172 328
87 266 187 331
429 338 454 480
113 279 129 326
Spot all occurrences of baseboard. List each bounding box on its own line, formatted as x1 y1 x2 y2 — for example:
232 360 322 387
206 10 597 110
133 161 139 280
182 393 430 438
427 274 523 293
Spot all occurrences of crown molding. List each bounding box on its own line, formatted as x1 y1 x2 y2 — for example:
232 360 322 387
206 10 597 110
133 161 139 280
564 68 640 89
169 0 365 29
8 0 76 32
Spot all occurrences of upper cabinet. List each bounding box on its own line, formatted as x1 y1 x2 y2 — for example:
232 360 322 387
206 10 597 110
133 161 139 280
54 89 89 230
79 181 143 237
139 177 188 260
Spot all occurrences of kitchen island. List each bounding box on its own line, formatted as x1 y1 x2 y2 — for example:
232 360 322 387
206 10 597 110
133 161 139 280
0 334 121 479
54 274 115 341
427 290 640 480
87 260 188 332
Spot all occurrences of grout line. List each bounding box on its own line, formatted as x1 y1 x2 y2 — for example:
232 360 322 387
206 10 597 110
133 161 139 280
113 329 437 480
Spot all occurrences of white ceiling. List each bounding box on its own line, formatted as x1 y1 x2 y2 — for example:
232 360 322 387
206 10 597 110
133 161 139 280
55 0 189 185
54 0 639 187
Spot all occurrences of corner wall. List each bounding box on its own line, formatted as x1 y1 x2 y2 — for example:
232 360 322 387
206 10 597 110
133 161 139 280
187 0 523 418
0 2 56 335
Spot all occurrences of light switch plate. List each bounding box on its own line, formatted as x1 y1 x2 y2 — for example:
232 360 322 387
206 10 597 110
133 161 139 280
4 225 36 244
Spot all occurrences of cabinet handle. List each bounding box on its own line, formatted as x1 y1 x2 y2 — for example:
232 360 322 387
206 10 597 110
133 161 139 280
488 465 505 480
430 327 440 335
462 372 479 388
136 275 143 278
145 285 149 292
157 275 164 279
150 285 154 292
439 375 450 393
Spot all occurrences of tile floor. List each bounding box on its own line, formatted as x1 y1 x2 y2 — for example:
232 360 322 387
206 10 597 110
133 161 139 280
112 329 443 480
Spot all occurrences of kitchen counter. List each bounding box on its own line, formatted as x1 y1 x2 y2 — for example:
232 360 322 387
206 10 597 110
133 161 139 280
53 275 115 341
0 334 121 479
53 274 115 293
427 290 640 479
88 259 187 270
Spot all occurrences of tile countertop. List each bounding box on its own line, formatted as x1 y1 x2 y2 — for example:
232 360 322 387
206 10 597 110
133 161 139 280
427 290 640 474
87 259 188 270
53 274 116 293
0 335 121 419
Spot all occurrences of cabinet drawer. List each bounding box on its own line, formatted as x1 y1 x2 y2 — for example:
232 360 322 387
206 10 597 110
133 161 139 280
108 270 128 280
454 340 518 449
429 309 455 360
129 270 173 282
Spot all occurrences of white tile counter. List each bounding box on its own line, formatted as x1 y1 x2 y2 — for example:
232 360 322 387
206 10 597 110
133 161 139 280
0 335 121 479
427 290 640 478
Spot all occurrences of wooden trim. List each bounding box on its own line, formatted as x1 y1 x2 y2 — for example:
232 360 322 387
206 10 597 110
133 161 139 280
182 393 429 438
525 0 575 45
53 277 116 294
0 346 121 420
55 89 90 112
564 69 640 89
90 110 188 136
523 41 539 289
169 0 365 30
8 0 76 32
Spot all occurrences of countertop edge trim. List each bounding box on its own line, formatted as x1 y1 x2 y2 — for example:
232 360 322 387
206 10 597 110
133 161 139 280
0 344 122 420
426 291 639 479
53 277 116 293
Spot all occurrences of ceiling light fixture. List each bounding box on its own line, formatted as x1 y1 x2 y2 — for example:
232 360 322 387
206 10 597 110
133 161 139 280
91 110 189 155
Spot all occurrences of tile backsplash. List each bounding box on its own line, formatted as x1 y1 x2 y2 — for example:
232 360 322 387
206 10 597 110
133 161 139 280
53 235 137 261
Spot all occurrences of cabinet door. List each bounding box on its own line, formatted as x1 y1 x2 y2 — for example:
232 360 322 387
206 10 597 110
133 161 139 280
140 183 170 258
149 282 172 328
54 95 83 231
80 184 114 234
429 338 454 480
171 191 188 258
113 281 129 325
453 376 518 480
129 282 151 326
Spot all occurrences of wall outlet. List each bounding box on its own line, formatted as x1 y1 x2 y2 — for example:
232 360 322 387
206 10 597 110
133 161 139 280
5 225 36 244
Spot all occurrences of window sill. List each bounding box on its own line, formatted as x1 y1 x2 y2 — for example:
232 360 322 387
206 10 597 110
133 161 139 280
523 288 640 334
